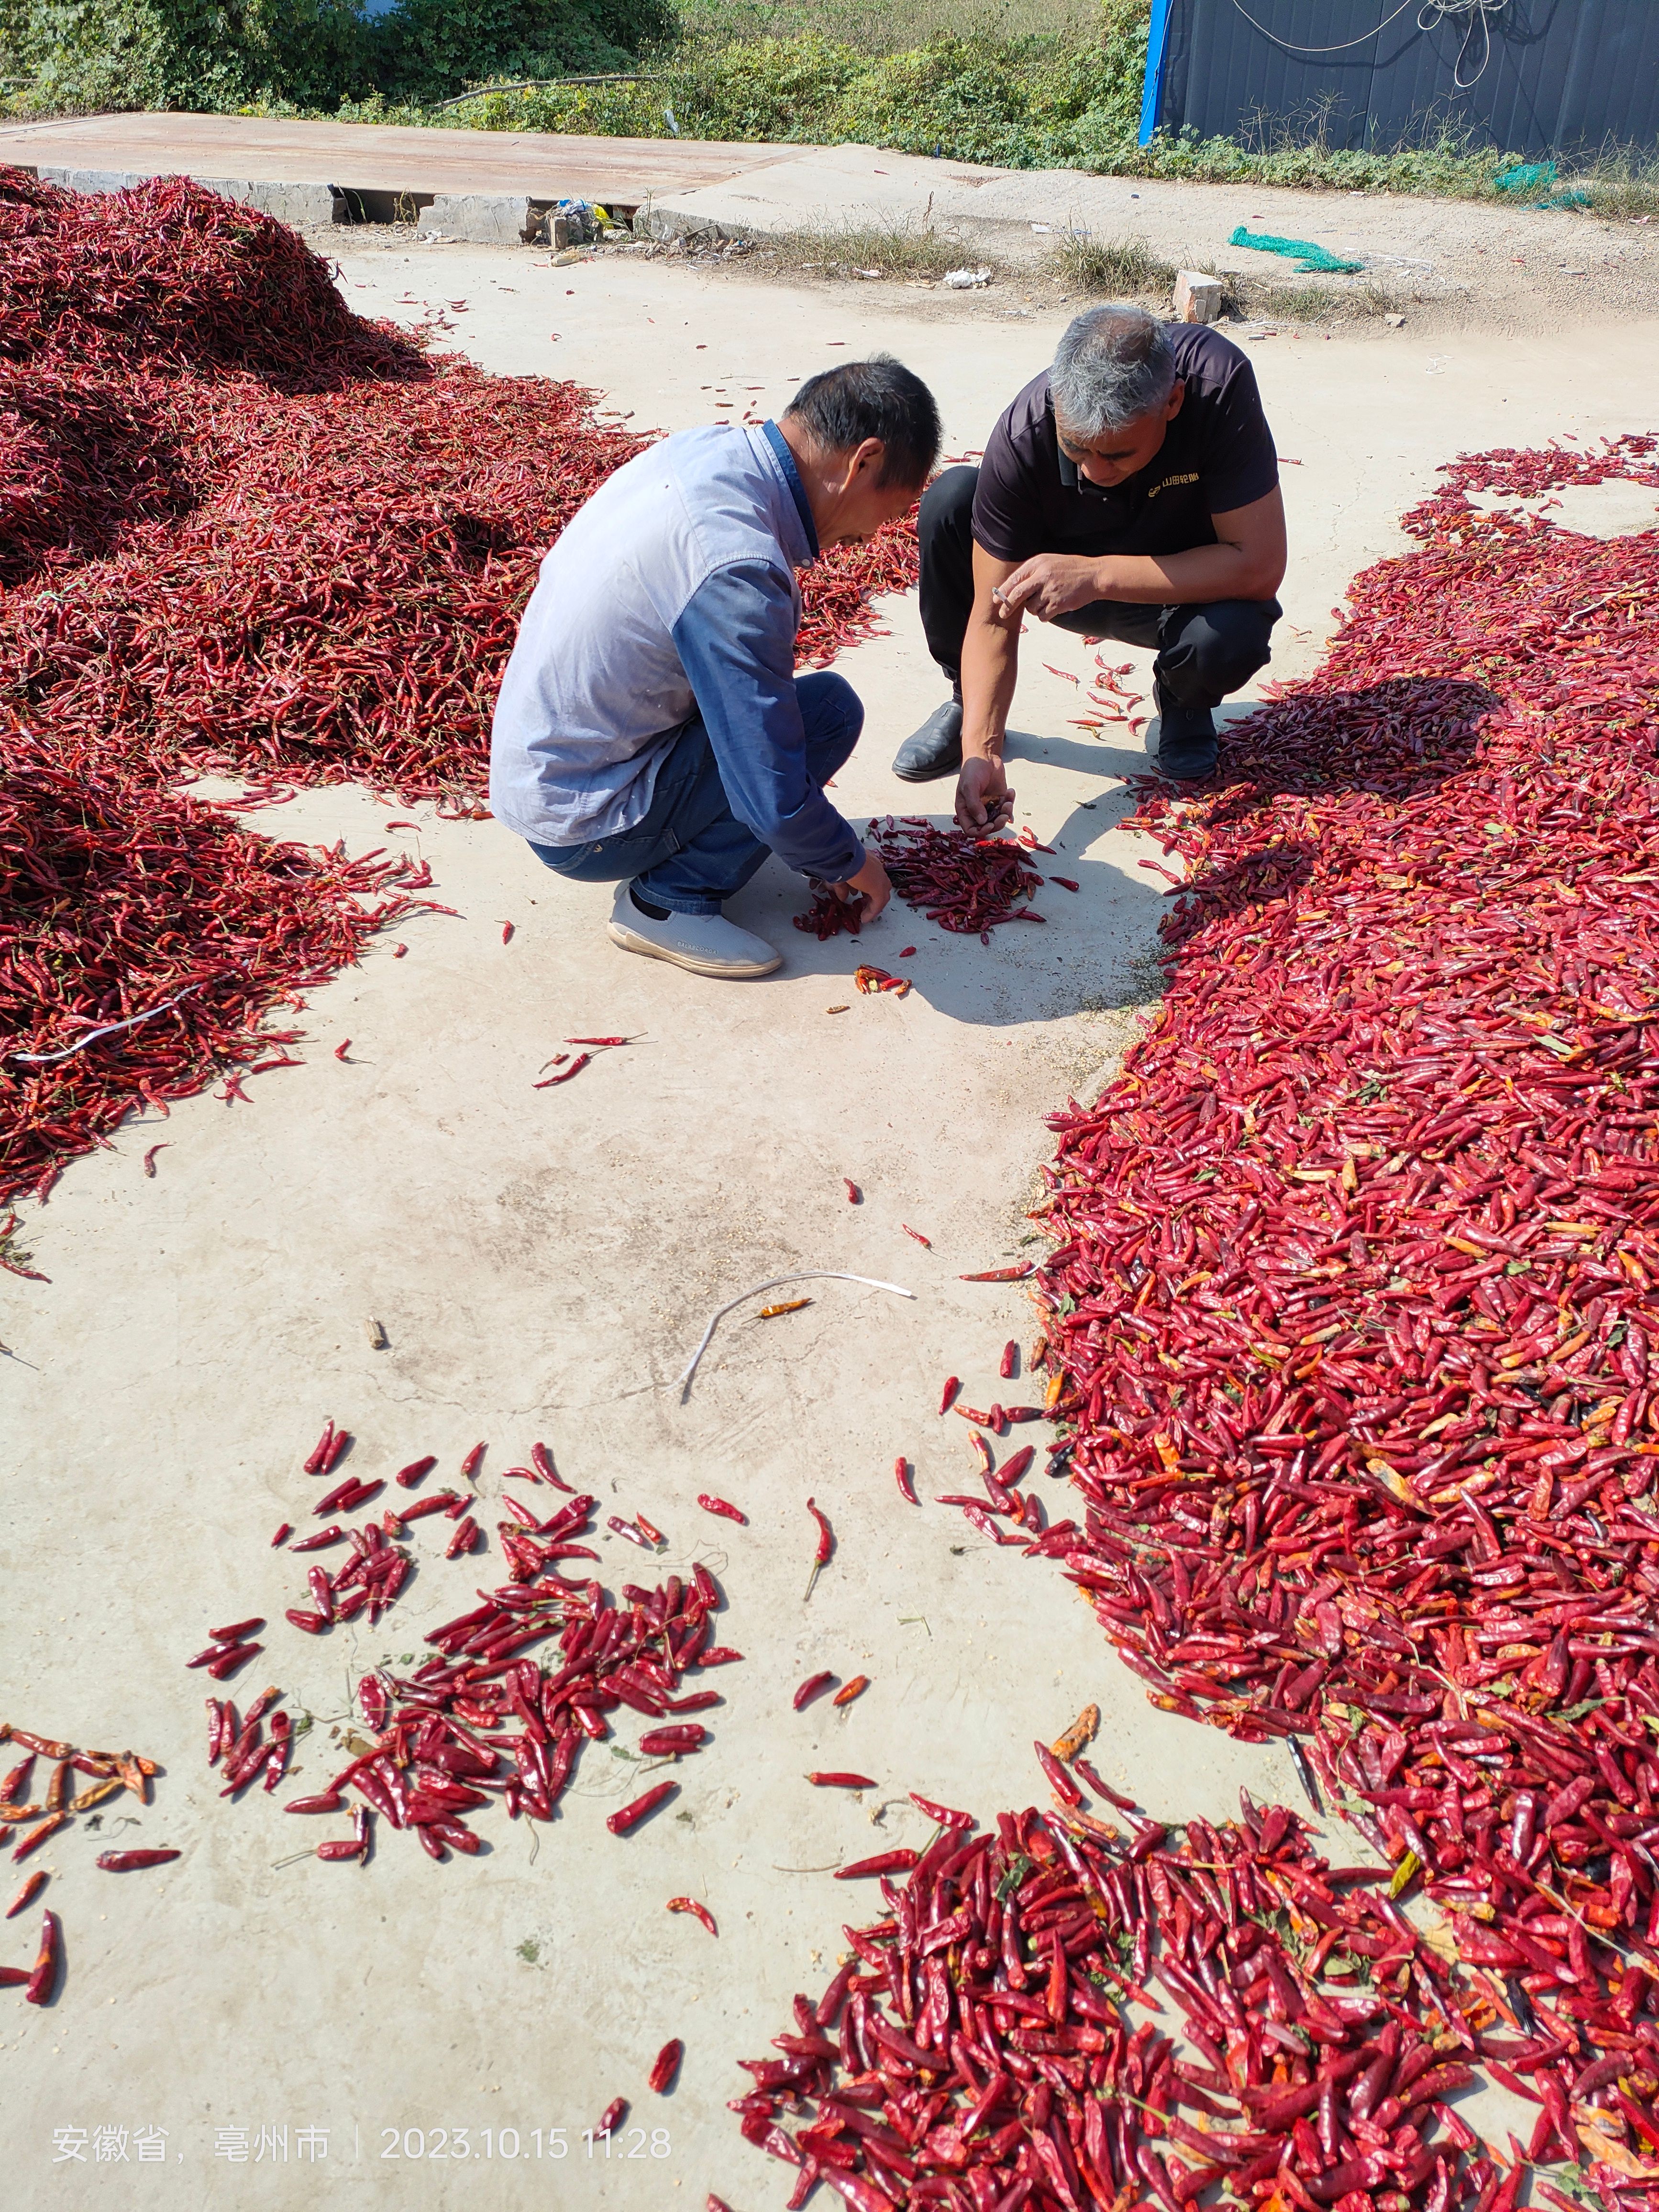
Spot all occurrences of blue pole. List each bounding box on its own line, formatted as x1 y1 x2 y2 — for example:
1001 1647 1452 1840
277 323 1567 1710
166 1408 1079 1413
1138 0 1173 146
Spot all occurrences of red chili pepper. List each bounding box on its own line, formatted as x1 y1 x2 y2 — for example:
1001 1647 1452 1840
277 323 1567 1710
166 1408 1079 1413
607 1781 676 1836
804 1496 834 1600
565 1036 631 1047
831 1676 868 1707
95 1848 180 1870
534 1052 590 1089
444 1517 478 1559
334 1040 351 1060
210 1616 264 1643
5 1870 46 1918
794 1671 835 1711
666 1896 717 1936
843 1178 861 1203
901 1225 931 1248
1049 876 1080 892
500 922 513 943
648 2037 683 2093
894 1456 918 1505
938 1376 961 1415
635 1511 666 1546
531 1440 571 1491
206 1642 261 1680
959 1264 1033 1282
303 1422 335 1475
270 1522 292 1546
285 1793 345 1814
24 1909 58 2004
807 1772 876 1788
608 1514 651 1550
459 1442 485 1482
908 1791 973 1829
394 1455 436 1488
290 1525 342 1552
697 1493 747 1524
638 1725 707 1757
142 1142 168 1176
594 2097 628 2138
833 1849 918 1879
1032 1739 1082 1806
7 1815 63 1864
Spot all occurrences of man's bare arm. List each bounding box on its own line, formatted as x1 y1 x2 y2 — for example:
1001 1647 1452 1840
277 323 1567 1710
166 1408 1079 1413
956 542 1022 830
992 486 1288 620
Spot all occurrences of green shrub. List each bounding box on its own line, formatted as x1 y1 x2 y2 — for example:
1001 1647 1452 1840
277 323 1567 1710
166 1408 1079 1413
0 0 672 112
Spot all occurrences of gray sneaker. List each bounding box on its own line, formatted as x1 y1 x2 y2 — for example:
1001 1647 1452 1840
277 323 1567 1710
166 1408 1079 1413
607 885 781 978
1150 678 1217 781
892 699 964 782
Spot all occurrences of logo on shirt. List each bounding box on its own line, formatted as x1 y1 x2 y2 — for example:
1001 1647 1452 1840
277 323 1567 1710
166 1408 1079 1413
1147 472 1200 499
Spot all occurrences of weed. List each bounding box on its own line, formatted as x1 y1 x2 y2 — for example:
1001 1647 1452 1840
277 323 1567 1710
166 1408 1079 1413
759 215 991 282
1052 231 1174 298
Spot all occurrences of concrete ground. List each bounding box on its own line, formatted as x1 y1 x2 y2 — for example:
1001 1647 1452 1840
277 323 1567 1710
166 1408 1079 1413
4 231 1659 2207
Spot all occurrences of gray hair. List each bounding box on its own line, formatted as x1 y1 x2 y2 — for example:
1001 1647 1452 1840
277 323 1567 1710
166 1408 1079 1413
1049 305 1176 441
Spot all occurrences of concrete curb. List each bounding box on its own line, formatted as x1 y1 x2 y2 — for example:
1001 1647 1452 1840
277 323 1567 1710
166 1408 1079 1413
29 167 606 245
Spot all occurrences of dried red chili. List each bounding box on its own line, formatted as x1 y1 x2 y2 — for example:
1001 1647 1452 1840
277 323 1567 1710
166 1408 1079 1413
992 431 1659 2176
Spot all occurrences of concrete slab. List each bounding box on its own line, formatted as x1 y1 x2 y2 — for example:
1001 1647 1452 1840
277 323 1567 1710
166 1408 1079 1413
638 139 1659 328
0 111 802 214
3 237 1654 2201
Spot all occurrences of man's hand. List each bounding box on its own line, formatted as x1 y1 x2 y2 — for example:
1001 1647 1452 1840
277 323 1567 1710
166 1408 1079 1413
955 753 1014 834
991 553 1101 624
833 848 892 921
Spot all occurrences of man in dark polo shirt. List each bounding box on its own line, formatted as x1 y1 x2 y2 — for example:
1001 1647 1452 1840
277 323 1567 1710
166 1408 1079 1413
893 304 1286 814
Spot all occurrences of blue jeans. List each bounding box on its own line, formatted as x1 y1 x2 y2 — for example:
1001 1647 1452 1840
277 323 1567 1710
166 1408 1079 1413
527 672 864 917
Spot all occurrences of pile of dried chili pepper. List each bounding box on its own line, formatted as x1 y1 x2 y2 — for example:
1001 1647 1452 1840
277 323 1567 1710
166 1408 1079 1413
0 168 917 813
1 170 922 1203
999 434 1659 2188
0 725 420 1205
733 1790 1506 2209
868 819 1047 944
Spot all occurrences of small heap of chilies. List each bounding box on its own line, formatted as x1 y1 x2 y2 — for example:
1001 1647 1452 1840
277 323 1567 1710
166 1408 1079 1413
873 821 1048 942
204 1439 739 1864
735 1788 1506 2211
1006 434 1659 2194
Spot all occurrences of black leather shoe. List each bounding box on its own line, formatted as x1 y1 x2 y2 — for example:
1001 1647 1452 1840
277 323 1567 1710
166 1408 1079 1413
1151 678 1217 782
892 699 964 782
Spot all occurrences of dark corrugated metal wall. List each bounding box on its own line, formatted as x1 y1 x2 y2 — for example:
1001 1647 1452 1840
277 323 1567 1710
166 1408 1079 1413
1156 0 1659 157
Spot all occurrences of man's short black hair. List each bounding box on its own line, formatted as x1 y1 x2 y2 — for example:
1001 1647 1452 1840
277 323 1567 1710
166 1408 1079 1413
783 355 941 488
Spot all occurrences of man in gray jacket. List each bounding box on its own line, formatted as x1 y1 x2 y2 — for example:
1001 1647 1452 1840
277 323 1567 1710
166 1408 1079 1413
490 357 941 979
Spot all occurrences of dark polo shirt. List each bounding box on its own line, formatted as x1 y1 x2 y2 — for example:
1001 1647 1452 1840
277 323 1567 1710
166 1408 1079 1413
970 324 1279 566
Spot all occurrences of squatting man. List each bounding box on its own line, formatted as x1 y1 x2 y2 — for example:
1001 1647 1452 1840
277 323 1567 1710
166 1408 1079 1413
489 309 1285 981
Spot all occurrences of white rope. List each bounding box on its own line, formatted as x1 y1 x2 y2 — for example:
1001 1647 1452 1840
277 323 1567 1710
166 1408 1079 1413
1222 0 1419 56
677 1272 916 1401
1222 0 1504 78
10 984 199 1065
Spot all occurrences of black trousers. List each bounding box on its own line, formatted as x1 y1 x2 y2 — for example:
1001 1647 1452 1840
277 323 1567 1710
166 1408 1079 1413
918 464 1281 709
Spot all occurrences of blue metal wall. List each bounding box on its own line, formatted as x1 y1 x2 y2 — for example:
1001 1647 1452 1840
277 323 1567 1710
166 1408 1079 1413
1144 0 1659 158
